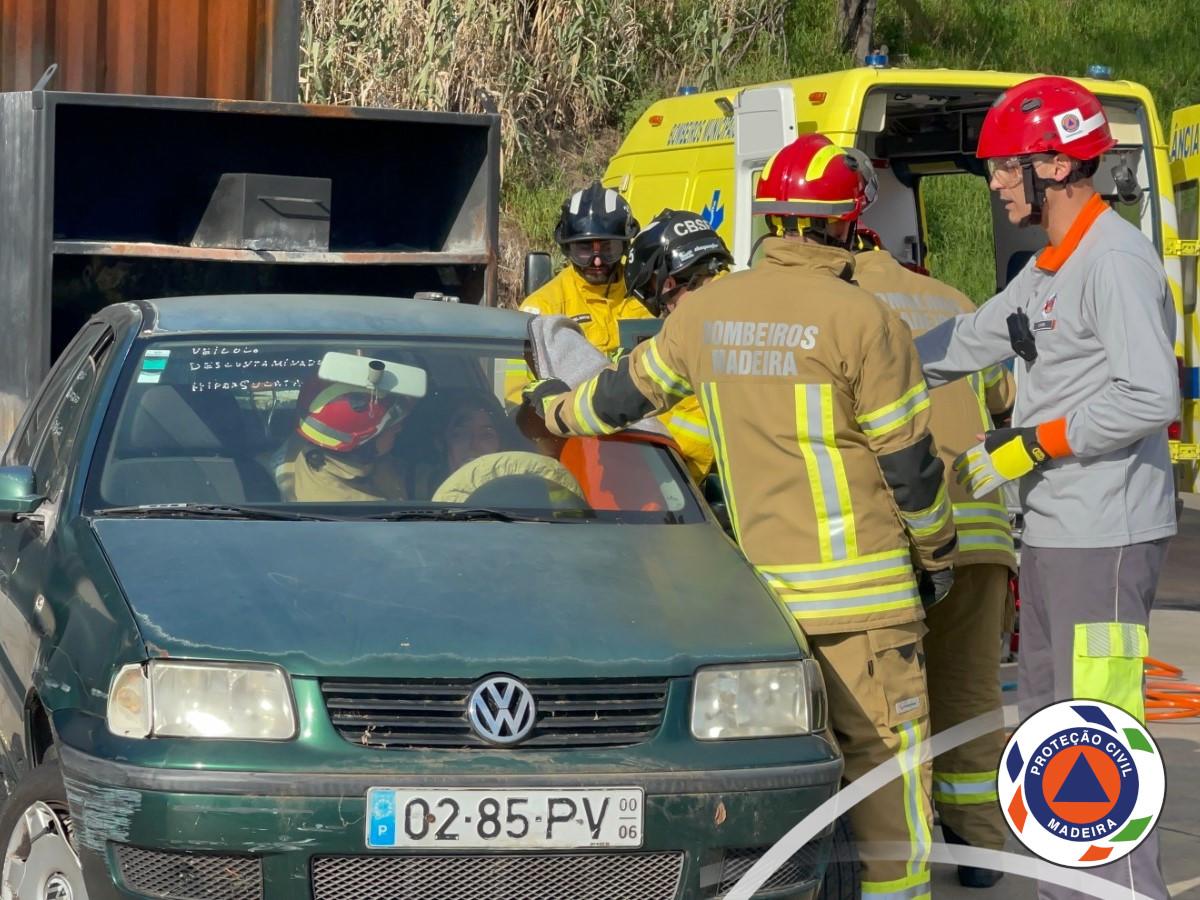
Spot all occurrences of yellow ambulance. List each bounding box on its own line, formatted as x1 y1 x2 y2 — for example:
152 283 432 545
604 62 1200 488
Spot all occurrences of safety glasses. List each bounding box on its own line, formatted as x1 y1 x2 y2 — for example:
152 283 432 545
985 156 1024 185
566 239 625 267
986 154 1057 186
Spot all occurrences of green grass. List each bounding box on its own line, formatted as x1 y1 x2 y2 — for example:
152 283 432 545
920 176 996 302
874 0 1200 118
503 163 571 257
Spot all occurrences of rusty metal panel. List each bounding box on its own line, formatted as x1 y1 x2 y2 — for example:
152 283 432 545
0 91 49 443
106 0 151 95
0 0 298 100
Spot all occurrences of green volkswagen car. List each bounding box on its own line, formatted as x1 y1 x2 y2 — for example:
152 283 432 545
0 295 843 900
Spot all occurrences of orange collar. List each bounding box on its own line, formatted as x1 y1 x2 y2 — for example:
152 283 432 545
1036 194 1109 273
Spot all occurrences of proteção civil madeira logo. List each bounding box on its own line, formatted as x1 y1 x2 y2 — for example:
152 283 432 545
999 700 1165 867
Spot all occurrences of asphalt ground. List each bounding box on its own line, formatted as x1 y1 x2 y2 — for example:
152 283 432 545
935 506 1200 898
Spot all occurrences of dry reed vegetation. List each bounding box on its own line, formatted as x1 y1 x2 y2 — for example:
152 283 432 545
301 0 786 164
300 0 788 302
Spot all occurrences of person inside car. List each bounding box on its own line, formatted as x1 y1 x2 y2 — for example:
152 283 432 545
276 376 412 503
394 388 511 499
395 386 586 507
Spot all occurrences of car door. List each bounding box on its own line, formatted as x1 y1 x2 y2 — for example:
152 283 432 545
0 323 113 790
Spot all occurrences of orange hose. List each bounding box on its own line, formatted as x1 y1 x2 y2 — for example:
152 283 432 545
1145 657 1182 678
1144 657 1200 720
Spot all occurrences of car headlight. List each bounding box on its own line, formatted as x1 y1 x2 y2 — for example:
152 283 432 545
107 661 297 740
691 659 826 740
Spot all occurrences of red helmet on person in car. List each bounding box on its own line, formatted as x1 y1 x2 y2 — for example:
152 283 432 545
976 76 1116 162
297 381 402 453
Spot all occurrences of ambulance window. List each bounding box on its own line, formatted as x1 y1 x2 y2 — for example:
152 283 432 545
1179 180 1198 313
1097 105 1155 241
917 175 996 304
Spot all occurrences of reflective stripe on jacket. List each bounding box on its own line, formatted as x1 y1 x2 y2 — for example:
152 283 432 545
665 395 714 481
855 250 1017 572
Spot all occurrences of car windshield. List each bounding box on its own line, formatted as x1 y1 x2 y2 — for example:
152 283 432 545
82 336 702 524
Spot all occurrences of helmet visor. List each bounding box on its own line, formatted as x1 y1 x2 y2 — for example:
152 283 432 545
566 239 625 268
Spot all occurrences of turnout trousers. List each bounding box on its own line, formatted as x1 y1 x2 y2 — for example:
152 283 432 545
809 622 934 900
924 563 1010 850
1018 541 1170 900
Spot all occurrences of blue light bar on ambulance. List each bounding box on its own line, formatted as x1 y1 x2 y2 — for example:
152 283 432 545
1087 64 1114 80
677 86 699 96
864 52 889 68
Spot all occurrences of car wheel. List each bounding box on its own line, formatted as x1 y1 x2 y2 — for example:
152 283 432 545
816 815 860 900
0 752 89 900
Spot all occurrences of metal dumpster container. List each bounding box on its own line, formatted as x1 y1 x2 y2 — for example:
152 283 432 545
0 88 500 441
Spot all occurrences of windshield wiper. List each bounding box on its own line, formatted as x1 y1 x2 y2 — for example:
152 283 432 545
92 503 340 522
364 507 568 523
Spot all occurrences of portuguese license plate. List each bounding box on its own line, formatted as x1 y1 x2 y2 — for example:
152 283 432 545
365 788 644 850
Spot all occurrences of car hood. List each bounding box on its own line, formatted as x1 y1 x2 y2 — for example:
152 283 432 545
92 519 801 678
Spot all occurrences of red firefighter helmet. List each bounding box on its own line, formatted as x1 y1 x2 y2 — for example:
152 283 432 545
977 76 1115 161
297 380 401 453
753 134 875 221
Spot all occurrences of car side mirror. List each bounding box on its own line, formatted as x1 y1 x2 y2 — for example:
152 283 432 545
523 252 553 297
0 465 46 521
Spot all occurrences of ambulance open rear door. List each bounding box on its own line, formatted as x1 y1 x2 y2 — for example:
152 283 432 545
731 85 797 269
1168 104 1200 483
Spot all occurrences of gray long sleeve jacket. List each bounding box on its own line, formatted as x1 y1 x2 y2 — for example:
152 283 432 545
916 200 1178 549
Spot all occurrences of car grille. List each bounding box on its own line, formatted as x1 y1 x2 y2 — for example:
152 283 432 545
715 843 824 894
321 678 670 749
114 844 263 900
311 852 684 900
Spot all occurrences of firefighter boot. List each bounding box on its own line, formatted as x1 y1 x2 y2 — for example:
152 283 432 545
942 822 1003 888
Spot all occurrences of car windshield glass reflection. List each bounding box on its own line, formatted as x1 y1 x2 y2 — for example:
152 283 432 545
83 338 701 524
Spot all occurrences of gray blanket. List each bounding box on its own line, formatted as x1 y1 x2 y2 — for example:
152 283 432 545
526 315 668 437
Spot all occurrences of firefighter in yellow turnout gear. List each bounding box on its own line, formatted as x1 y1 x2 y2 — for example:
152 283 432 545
855 237 1016 889
511 182 714 479
518 265 655 356
525 136 956 900
509 181 654 385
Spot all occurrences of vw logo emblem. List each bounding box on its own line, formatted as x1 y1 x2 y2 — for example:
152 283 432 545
468 675 537 745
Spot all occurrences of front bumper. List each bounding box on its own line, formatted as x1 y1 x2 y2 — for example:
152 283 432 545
60 745 842 900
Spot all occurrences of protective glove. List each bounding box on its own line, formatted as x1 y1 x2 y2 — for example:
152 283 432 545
917 567 954 610
953 425 1056 499
521 377 570 419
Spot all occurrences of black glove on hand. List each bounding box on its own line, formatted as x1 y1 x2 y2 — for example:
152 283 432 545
521 378 570 419
918 567 954 610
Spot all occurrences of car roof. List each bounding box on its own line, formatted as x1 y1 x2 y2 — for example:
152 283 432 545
136 294 530 340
